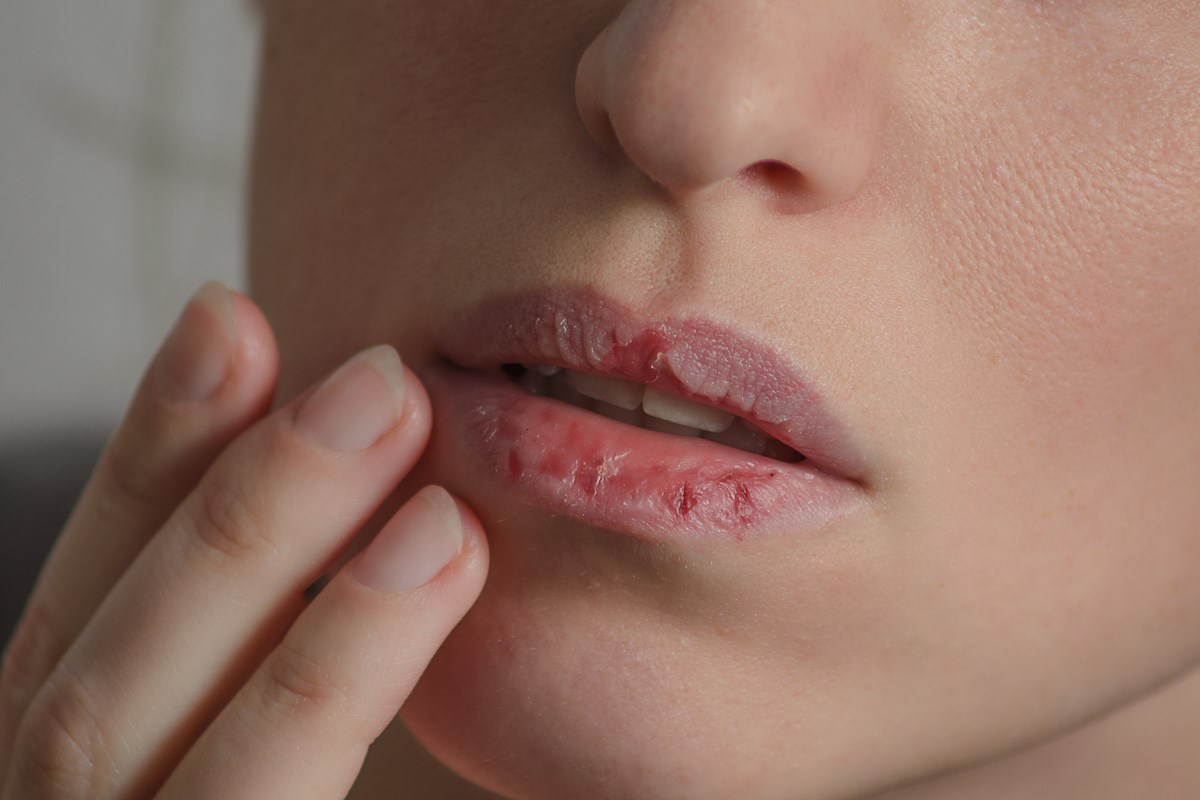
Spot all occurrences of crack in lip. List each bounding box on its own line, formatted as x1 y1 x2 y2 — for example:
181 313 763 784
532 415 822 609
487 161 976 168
496 361 807 463
423 363 865 541
434 285 871 489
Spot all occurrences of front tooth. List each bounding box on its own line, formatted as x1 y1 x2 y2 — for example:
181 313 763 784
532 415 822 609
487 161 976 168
526 363 562 377
702 418 768 454
643 415 702 437
565 370 644 410
642 386 735 433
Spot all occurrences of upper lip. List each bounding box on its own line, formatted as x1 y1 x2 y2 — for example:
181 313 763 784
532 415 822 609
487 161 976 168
432 284 870 486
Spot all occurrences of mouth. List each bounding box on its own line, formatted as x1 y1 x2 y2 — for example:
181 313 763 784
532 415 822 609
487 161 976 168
499 362 806 463
421 285 869 542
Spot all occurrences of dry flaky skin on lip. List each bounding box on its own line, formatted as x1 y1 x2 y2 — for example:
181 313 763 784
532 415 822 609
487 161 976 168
426 286 869 541
429 366 854 541
436 285 869 485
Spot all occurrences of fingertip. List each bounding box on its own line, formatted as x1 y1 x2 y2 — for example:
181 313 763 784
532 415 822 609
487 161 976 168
447 493 487 548
227 290 278 375
348 486 488 596
223 289 279 410
395 362 434 439
443 491 491 583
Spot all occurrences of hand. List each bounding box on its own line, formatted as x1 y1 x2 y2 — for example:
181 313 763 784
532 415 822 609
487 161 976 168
0 282 489 798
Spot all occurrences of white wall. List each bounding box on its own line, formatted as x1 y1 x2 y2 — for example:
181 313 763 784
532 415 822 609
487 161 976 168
0 0 260 439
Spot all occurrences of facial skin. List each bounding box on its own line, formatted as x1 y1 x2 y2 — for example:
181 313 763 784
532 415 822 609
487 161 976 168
247 1 1200 798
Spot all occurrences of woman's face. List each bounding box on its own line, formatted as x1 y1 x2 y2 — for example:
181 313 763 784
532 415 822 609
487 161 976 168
248 1 1200 797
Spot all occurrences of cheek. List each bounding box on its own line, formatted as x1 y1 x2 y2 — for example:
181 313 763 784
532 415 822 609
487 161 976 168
925 112 1200 491
878 5 1200 715
891 4 1200 440
923 6 1200 425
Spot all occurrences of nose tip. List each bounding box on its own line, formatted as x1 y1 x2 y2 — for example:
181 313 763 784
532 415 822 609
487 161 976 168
574 2 881 212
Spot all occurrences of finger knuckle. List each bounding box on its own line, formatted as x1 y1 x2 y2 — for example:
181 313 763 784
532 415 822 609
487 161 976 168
257 641 349 724
11 666 109 798
189 469 277 563
98 433 163 516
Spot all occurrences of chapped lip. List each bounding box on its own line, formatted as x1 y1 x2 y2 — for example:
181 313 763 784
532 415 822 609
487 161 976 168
431 284 870 488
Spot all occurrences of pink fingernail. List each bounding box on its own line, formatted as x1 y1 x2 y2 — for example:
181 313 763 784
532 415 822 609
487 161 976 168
153 281 237 403
351 486 464 592
293 345 405 451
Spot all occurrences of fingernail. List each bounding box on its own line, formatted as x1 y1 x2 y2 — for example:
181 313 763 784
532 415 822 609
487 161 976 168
351 485 464 592
294 345 405 451
153 281 237 403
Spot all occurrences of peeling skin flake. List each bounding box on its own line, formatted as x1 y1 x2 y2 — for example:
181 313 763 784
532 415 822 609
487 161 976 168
440 286 867 481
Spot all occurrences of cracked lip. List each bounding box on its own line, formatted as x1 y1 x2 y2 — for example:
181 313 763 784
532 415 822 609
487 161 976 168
421 285 871 541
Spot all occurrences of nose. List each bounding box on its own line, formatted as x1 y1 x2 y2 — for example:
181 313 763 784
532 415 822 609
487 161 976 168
575 1 886 211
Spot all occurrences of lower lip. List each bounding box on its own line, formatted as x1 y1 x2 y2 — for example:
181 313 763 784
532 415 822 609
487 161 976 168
424 365 866 542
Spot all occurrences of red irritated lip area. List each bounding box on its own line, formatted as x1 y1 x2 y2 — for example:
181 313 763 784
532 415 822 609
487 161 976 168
425 366 865 541
422 286 872 543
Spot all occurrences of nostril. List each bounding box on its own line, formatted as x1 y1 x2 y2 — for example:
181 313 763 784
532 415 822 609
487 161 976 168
740 159 807 196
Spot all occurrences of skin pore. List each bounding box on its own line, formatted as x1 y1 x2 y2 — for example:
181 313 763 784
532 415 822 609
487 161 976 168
247 1 1200 798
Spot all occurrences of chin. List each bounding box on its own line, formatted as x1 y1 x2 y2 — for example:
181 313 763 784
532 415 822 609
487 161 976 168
395 530 868 800
400 592 773 800
394 451 889 800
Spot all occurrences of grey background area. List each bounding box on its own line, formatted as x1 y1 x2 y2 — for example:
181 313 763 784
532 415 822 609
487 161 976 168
0 1 259 645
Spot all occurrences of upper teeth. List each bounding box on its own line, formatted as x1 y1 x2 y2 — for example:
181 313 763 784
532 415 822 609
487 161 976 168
514 364 797 460
565 370 643 411
641 386 734 433
562 367 734 431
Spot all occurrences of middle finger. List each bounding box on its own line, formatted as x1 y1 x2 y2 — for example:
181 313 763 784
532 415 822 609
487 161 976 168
4 345 430 800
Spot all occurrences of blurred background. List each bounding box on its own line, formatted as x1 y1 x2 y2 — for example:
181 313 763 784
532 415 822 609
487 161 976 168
1 0 260 640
